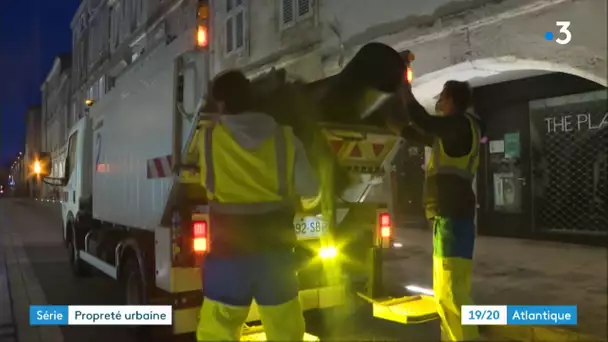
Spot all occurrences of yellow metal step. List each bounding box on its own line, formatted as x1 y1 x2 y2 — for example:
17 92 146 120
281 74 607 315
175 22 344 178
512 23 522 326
240 325 319 341
358 293 439 325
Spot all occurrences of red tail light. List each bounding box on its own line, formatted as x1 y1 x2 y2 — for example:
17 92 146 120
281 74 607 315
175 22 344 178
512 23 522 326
379 212 391 238
192 221 208 253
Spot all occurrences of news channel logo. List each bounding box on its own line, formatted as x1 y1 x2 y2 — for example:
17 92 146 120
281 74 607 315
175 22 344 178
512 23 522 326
545 21 572 45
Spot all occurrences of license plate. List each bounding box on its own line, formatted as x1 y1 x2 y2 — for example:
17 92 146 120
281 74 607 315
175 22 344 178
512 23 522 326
294 216 328 240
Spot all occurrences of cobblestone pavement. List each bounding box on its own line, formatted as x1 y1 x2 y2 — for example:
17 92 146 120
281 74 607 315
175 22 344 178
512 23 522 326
387 226 608 341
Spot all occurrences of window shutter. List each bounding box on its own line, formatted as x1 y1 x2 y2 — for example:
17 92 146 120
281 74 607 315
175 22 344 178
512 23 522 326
130 0 137 33
226 17 234 53
282 0 294 25
235 11 244 49
297 0 310 17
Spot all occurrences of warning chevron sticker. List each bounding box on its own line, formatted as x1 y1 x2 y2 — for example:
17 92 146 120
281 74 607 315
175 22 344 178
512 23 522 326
372 143 385 157
331 140 344 154
349 144 362 158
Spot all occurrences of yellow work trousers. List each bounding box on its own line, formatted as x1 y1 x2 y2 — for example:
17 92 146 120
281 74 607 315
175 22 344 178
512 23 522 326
197 296 305 341
432 216 479 341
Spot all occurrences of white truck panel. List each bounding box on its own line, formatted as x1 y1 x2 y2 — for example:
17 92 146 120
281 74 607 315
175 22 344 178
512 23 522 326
90 33 199 230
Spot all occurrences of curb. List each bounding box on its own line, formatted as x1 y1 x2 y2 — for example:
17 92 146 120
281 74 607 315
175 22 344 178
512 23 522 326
481 325 605 341
0 251 17 342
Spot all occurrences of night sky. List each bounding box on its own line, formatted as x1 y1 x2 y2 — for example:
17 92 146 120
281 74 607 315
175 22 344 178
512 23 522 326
0 1 80 167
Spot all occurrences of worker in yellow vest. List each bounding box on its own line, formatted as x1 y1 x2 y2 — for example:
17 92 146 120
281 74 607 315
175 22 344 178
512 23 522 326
196 70 319 341
389 80 482 341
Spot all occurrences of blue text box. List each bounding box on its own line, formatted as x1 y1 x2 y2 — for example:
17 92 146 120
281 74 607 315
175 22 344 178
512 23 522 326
507 305 577 325
29 305 69 326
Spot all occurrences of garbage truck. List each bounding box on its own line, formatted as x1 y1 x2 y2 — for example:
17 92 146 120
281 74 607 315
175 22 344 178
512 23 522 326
40 3 437 339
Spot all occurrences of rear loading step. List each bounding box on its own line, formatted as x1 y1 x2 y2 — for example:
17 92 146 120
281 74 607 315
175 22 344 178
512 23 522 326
241 325 319 341
358 293 439 324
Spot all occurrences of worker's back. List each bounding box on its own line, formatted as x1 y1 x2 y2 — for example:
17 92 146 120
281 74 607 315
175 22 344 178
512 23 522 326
199 112 299 256
197 69 312 342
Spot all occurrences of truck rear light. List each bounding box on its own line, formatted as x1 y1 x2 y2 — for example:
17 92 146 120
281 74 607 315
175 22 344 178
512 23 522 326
192 221 208 253
193 237 207 252
379 212 391 238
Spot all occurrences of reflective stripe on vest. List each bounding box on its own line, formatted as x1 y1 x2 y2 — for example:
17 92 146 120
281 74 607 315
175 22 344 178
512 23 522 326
203 123 292 214
427 114 480 180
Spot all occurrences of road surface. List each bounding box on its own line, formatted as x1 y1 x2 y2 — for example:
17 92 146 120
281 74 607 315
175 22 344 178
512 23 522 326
0 198 438 342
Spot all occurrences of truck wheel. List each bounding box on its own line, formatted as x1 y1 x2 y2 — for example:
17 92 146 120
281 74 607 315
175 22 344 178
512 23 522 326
123 258 146 305
122 258 160 341
68 232 90 277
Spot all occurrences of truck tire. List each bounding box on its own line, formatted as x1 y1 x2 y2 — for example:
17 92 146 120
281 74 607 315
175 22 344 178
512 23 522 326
122 258 168 342
68 230 90 277
122 258 145 340
122 258 146 306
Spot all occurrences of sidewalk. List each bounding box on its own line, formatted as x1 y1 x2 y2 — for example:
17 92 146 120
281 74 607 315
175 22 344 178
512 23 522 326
0 199 64 342
389 227 608 341
1 248 17 342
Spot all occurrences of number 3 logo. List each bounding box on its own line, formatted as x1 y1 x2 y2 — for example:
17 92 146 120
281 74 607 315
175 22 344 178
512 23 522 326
555 21 571 45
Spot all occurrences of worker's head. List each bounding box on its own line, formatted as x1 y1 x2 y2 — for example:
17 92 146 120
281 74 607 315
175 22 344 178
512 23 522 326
435 80 472 116
212 70 252 114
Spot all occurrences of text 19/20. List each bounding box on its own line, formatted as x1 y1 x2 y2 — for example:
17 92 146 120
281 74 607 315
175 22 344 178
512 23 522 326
461 305 507 325
469 310 500 320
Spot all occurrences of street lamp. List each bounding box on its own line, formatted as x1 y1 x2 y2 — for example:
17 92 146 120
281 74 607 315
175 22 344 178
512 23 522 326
33 160 42 175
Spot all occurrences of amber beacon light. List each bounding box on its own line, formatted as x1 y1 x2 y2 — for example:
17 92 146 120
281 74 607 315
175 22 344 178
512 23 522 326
405 67 414 84
403 50 415 84
196 2 210 48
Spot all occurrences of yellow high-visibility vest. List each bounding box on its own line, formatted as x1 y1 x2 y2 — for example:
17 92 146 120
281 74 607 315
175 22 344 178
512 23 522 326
426 114 481 180
198 122 296 214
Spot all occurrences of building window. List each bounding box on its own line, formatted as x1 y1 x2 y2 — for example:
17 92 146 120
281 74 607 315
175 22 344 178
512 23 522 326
87 85 97 102
107 77 116 92
225 0 247 55
99 76 106 100
88 18 97 62
110 4 121 49
79 43 86 80
136 0 145 26
78 13 87 36
280 0 312 29
120 0 129 40
109 5 116 49
130 0 138 33
72 101 77 125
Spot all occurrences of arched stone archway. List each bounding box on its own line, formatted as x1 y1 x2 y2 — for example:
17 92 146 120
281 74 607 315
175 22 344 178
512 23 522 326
411 57 607 107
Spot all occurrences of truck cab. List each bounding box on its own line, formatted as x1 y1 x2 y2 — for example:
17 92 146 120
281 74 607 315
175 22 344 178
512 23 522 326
61 117 93 246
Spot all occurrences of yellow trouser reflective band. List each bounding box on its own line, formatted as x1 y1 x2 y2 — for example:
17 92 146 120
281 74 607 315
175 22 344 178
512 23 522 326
197 297 305 342
204 124 288 197
433 256 479 341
